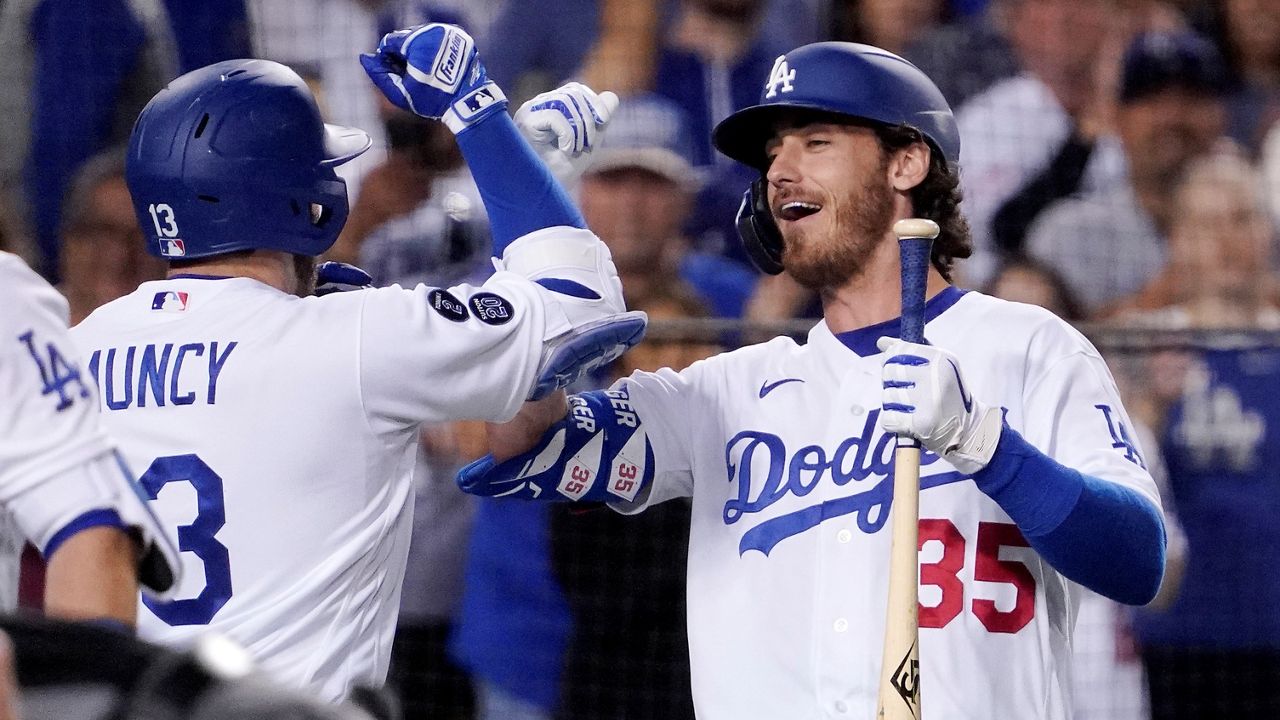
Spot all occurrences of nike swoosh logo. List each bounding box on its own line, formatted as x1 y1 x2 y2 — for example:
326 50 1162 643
947 359 973 413
759 378 805 399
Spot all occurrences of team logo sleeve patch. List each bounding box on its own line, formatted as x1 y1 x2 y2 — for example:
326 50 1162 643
467 292 514 325
427 289 469 322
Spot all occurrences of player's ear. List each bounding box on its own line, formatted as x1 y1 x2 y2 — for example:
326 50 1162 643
887 141 930 193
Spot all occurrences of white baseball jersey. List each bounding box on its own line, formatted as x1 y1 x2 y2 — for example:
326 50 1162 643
69 229 603 701
0 252 178 608
613 287 1161 720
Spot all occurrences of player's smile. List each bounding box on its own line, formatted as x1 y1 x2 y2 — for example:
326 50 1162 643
776 199 823 223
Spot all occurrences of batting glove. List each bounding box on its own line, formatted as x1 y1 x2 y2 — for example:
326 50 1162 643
360 23 507 133
876 337 1004 475
515 82 619 188
314 261 373 296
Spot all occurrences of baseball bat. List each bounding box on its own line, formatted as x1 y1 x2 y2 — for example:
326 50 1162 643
875 218 939 720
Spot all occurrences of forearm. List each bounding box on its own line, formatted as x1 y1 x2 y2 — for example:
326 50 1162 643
460 388 653 503
972 427 1166 605
454 112 585 255
488 391 569 461
44 526 139 626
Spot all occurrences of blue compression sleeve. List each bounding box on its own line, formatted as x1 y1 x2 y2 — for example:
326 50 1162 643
454 112 586 254
971 426 1166 605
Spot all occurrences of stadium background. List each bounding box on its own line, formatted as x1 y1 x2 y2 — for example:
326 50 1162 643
0 1 1276 718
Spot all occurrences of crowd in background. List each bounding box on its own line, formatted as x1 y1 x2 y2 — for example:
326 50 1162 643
0 0 1277 718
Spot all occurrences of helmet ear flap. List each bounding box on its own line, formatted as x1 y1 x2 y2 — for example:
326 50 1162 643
735 177 785 275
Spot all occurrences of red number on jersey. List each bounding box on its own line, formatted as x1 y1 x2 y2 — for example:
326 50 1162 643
916 519 1037 633
972 521 1035 633
918 519 964 629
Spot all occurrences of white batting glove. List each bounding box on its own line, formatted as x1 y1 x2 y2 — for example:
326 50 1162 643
515 82 619 188
876 337 1004 475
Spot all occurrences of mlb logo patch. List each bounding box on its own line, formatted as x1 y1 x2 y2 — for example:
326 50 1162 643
151 291 189 312
160 239 186 257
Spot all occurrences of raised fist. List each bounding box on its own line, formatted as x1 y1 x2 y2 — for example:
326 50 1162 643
515 82 619 188
360 23 507 133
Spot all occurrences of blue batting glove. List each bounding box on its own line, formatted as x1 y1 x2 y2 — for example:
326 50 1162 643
314 261 373 296
359 23 507 133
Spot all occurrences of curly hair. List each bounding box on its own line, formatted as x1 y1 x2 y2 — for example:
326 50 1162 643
873 125 972 282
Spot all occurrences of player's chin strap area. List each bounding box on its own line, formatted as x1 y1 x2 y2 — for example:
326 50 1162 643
457 387 654 504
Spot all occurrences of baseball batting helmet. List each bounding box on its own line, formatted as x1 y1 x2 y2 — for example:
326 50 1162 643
126 59 372 260
711 42 958 275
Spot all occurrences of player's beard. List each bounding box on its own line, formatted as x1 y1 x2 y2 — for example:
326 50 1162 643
781 170 895 293
293 255 317 297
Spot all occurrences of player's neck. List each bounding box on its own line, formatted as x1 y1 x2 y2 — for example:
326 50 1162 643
820 235 950 335
167 251 300 294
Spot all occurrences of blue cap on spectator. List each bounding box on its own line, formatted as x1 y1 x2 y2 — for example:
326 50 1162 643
586 94 702 191
1121 31 1229 103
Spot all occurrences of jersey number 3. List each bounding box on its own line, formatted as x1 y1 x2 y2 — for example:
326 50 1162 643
138 454 233 625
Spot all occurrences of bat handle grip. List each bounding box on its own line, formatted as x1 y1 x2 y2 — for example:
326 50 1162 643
897 236 932 345
896 234 933 451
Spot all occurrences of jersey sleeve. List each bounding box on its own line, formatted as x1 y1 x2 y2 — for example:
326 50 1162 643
358 269 592 429
358 224 635 429
0 255 179 595
607 366 701 514
1017 319 1163 510
0 257 116 501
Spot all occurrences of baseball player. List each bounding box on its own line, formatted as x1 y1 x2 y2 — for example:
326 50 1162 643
459 43 1167 719
70 24 643 702
0 251 178 624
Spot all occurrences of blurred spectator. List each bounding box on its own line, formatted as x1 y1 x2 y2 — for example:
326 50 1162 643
489 0 825 102
0 192 31 261
901 0 1018 109
0 0 175 278
1265 120 1280 225
1105 147 1280 718
161 0 252 72
1108 144 1277 324
981 254 1085 321
327 99 489 288
654 0 782 168
451 499 570 720
387 426 482 720
1209 0 1280 155
580 95 757 318
835 0 948 55
1023 31 1229 315
953 0 1140 287
56 149 165 324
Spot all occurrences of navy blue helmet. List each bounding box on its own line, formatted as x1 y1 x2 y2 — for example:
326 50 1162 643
713 42 959 171
126 59 371 260
712 43 958 274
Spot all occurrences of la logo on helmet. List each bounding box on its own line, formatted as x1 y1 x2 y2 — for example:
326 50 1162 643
764 55 795 98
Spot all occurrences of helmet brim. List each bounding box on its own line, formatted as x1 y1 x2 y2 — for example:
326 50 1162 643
321 123 373 167
712 101 863 172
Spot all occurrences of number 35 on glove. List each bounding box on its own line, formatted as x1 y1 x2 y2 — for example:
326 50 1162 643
876 337 1004 475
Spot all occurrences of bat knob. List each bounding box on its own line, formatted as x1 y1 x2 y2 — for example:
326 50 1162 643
892 218 940 241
